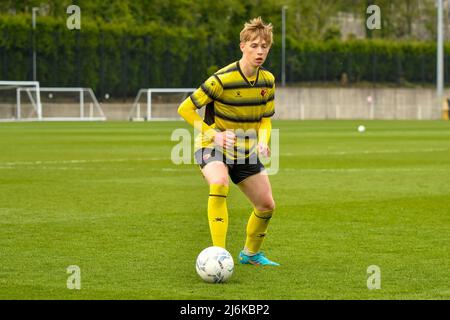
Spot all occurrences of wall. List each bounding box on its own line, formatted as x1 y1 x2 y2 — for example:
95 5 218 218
1 87 446 121
274 87 442 120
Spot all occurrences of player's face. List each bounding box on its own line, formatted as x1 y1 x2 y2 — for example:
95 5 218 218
240 37 270 68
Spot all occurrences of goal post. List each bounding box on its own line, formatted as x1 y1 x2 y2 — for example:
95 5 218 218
16 87 106 121
0 81 42 121
129 88 197 121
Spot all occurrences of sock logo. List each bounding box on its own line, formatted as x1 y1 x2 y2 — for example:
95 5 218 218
257 233 266 238
213 217 224 222
203 153 211 161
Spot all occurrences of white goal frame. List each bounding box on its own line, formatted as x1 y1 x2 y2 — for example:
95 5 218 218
129 88 196 121
17 87 106 121
0 81 42 121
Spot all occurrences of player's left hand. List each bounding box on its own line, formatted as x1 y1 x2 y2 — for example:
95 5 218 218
257 143 271 158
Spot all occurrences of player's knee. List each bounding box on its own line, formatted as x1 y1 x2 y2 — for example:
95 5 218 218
208 176 229 186
256 198 275 212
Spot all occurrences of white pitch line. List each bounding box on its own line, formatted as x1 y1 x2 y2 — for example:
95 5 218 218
0 165 197 171
281 147 449 156
0 158 167 167
161 168 197 172
282 168 449 173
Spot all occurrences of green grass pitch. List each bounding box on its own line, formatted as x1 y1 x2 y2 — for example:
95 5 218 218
0 120 449 299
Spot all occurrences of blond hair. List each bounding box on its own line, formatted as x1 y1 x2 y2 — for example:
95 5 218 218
240 17 273 47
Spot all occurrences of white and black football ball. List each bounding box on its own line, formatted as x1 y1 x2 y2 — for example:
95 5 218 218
195 246 234 283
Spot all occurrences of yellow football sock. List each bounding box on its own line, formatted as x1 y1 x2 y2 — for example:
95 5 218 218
207 184 229 248
244 208 274 254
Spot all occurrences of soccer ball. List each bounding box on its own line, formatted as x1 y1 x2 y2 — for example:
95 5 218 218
358 125 366 133
195 246 234 283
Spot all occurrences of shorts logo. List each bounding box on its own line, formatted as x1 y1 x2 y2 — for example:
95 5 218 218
203 153 211 161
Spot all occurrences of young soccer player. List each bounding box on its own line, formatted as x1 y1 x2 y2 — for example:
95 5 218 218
178 17 278 266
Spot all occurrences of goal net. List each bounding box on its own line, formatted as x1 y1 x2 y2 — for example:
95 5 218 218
0 81 42 121
17 87 106 121
128 88 200 121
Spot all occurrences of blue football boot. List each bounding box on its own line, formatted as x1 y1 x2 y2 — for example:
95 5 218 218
239 251 280 266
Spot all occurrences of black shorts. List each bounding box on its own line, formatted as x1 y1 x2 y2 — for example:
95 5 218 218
195 148 265 184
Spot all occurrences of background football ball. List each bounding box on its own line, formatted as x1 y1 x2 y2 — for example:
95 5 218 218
195 246 234 283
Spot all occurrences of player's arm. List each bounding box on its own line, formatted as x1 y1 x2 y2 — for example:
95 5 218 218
178 98 218 141
258 117 271 157
258 82 275 157
258 117 272 145
178 76 235 148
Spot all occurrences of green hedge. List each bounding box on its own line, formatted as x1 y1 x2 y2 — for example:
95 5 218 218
0 15 447 100
283 39 440 84
0 15 233 99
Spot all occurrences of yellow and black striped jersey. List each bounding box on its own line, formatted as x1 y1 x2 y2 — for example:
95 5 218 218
190 61 275 159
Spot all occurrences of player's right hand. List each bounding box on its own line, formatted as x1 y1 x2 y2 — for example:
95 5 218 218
214 130 236 149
